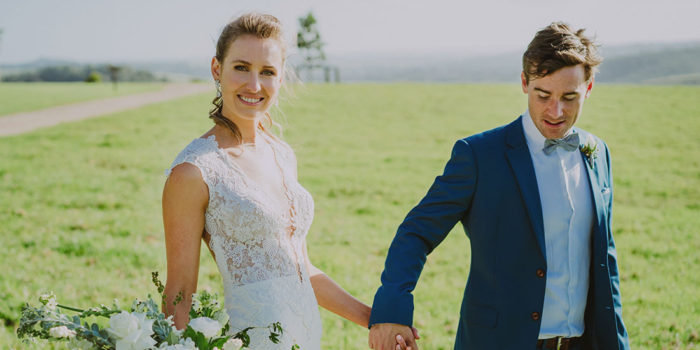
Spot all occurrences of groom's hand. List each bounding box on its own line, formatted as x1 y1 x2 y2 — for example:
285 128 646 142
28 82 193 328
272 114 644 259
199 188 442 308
369 323 418 350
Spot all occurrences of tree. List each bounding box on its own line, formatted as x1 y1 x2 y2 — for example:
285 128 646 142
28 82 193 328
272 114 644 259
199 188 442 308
108 65 122 91
85 71 102 83
297 12 326 69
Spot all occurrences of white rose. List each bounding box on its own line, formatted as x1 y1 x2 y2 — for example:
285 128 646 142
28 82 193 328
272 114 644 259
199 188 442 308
108 311 155 350
68 337 96 350
158 338 197 350
108 311 139 339
188 317 222 339
222 338 244 350
179 338 197 350
49 326 76 338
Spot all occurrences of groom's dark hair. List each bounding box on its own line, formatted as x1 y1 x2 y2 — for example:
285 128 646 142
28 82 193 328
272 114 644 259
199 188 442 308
522 22 602 83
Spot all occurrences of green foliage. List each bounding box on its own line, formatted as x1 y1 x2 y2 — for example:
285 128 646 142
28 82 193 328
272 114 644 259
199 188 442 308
0 83 699 349
17 299 117 348
85 71 102 83
296 12 326 67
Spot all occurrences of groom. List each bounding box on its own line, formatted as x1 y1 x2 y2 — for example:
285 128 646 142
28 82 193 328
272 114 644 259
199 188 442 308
369 22 630 350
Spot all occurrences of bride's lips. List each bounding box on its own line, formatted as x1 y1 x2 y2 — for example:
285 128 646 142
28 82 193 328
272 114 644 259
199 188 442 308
238 95 265 106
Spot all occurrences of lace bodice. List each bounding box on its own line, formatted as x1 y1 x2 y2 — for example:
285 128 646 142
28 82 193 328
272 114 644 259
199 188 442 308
166 133 321 349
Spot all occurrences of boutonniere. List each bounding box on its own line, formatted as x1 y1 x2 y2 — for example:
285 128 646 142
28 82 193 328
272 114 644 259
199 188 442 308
579 136 598 168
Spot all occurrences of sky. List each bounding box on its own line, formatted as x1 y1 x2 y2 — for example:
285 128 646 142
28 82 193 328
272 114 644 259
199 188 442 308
1 0 699 64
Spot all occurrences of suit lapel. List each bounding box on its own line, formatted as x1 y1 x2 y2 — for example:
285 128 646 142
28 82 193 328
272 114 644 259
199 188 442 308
505 117 547 259
578 132 607 238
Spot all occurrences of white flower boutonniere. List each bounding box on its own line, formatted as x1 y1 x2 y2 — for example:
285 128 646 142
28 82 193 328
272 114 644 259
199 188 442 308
579 135 598 168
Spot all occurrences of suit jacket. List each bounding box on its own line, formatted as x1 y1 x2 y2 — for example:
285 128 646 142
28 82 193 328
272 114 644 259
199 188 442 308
369 116 630 349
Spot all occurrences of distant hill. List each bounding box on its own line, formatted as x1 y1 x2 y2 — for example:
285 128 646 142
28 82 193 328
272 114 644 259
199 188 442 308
3 41 700 84
597 44 700 84
322 41 700 84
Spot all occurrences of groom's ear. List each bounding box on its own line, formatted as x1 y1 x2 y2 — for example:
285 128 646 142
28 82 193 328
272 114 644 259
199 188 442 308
521 71 528 93
585 78 594 98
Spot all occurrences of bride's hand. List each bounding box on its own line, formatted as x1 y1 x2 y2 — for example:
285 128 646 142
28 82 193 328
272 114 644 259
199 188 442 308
394 327 420 350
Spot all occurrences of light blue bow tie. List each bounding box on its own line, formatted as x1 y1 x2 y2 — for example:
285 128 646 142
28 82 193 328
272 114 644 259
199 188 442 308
543 133 580 155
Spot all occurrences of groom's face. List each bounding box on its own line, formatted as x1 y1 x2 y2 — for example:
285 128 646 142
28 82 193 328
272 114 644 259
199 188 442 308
521 64 593 139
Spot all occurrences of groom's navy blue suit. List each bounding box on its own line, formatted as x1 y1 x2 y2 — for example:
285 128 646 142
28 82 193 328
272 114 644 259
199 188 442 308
369 116 630 349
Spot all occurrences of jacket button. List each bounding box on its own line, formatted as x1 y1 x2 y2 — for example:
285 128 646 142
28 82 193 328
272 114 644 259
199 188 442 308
531 312 540 321
536 269 545 278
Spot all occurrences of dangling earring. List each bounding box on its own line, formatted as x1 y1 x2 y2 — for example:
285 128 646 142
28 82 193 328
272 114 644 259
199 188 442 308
215 80 222 98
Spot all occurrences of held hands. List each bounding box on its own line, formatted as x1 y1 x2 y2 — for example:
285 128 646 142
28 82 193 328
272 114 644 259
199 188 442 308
369 323 420 350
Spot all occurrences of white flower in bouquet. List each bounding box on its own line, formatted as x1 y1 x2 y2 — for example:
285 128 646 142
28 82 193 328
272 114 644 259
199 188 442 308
49 326 76 338
39 292 58 311
157 337 197 350
221 338 244 350
188 317 222 339
67 337 96 350
190 298 202 312
212 310 230 328
107 311 156 350
188 316 222 339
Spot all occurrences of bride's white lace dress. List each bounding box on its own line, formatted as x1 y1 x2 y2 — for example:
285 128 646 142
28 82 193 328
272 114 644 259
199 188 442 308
166 133 322 349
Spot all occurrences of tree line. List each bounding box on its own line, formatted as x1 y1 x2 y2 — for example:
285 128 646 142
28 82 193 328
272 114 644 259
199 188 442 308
1 64 166 82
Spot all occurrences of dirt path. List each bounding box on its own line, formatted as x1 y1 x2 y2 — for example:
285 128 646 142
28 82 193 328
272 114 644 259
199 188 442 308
0 83 212 137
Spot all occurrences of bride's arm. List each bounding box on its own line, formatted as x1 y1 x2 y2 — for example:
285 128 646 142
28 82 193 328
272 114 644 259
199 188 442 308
290 148 371 326
303 241 372 328
162 163 209 329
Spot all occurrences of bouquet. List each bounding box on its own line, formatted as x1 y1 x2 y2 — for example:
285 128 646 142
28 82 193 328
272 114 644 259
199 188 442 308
17 272 294 350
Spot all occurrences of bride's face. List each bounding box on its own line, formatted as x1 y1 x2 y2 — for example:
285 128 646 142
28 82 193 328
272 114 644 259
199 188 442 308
211 35 284 123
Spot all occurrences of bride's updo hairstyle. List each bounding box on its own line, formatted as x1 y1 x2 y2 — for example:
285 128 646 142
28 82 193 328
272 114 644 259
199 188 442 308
210 13 287 143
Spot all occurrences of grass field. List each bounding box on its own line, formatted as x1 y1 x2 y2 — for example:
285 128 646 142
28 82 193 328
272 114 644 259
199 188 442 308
0 82 165 116
0 83 699 349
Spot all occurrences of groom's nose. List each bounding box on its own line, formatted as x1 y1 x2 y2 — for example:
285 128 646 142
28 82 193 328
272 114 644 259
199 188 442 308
545 99 564 119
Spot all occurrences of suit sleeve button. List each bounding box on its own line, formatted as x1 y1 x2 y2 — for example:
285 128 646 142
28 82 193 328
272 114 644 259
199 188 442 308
531 312 540 320
536 269 545 278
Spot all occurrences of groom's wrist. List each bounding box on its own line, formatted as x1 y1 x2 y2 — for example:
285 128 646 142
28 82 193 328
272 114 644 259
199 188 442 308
368 307 413 330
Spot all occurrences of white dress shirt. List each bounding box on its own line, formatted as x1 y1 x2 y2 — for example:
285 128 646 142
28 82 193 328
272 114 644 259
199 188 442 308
522 111 594 338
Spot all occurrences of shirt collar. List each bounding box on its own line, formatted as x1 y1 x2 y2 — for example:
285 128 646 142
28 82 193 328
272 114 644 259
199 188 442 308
522 110 546 155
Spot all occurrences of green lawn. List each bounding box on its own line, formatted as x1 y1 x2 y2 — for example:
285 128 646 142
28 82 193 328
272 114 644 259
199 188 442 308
0 82 165 116
0 83 698 349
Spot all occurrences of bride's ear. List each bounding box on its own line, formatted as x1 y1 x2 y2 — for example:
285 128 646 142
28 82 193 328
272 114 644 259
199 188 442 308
211 57 221 81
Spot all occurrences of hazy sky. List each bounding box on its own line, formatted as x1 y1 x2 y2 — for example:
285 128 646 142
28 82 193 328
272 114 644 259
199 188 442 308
1 0 699 64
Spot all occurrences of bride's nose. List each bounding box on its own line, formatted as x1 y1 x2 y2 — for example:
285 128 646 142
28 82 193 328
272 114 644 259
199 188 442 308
245 73 261 92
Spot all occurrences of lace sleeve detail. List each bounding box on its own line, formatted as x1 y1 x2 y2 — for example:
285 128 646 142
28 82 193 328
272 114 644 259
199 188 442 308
164 137 222 193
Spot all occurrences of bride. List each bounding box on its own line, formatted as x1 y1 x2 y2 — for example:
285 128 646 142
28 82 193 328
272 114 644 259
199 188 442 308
161 13 407 349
